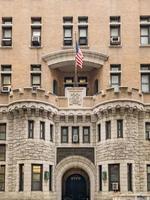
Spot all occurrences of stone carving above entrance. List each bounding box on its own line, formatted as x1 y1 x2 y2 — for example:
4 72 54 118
65 87 86 107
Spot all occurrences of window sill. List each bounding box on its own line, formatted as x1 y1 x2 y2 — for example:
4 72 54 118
109 45 122 48
80 45 89 49
61 46 74 49
0 46 13 49
29 46 43 49
140 45 150 48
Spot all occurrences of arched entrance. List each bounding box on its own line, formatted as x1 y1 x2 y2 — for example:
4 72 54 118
62 168 90 200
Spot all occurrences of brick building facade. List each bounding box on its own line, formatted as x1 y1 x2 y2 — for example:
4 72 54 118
0 0 150 200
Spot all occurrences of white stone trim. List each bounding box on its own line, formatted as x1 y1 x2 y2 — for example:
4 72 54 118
55 155 96 200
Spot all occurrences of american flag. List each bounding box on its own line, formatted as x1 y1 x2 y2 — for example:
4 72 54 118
75 42 83 68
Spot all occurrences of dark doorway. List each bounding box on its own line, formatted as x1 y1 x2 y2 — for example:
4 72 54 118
62 169 90 200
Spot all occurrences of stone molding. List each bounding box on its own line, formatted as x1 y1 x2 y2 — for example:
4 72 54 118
42 49 108 69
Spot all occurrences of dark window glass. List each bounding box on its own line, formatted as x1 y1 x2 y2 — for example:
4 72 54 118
50 124 53 142
0 144 6 161
83 127 90 143
49 165 52 191
61 127 68 143
72 127 79 143
108 164 120 191
127 163 132 191
53 80 58 95
106 121 111 139
19 164 24 191
40 122 45 140
0 124 6 140
31 164 43 191
99 165 102 191
0 165 5 191
94 79 99 94
97 124 101 142
28 120 34 138
147 165 150 191
117 120 123 138
146 122 150 140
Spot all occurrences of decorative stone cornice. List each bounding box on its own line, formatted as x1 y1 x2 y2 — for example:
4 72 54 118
42 49 108 69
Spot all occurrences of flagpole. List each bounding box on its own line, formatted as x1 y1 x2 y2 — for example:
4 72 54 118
74 32 78 87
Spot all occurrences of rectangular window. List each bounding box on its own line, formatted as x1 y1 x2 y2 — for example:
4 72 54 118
147 165 150 191
108 164 120 191
49 165 52 191
31 17 41 47
106 121 111 139
83 127 90 143
63 17 73 46
1 17 12 46
110 65 121 89
141 64 150 93
31 65 41 89
72 127 79 143
99 165 102 191
40 122 45 140
97 124 101 142
0 165 5 191
145 122 150 140
140 16 150 45
127 163 132 191
28 120 34 138
0 144 6 161
50 124 53 142
31 164 43 191
110 16 121 45
19 164 24 191
61 127 68 143
78 17 88 46
117 120 123 138
0 124 6 140
1 65 12 91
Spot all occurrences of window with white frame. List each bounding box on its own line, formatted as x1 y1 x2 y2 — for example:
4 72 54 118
110 64 121 89
83 126 90 143
141 64 150 93
31 65 41 89
110 16 121 45
61 126 68 143
1 65 12 90
140 16 150 45
72 126 79 143
31 17 41 47
78 16 88 46
1 17 12 47
63 17 73 46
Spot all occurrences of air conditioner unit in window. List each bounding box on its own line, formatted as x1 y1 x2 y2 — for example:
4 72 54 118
73 135 78 143
1 86 11 93
32 35 40 45
112 182 119 191
110 36 120 45
2 38 12 46
32 86 40 91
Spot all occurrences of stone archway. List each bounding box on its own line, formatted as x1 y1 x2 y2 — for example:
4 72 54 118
55 156 96 200
62 168 90 200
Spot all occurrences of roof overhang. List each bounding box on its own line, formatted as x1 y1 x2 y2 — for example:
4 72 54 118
42 49 108 72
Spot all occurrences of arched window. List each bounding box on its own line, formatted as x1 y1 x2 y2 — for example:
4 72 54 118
94 79 99 94
53 80 58 95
